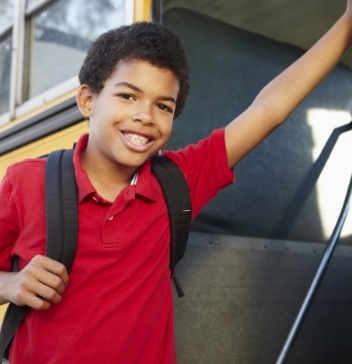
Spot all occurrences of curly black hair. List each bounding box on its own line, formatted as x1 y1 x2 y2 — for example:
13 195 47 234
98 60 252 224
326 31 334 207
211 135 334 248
78 22 189 118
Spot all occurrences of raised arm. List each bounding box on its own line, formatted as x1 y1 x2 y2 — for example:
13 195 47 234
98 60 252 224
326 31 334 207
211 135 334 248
225 1 352 168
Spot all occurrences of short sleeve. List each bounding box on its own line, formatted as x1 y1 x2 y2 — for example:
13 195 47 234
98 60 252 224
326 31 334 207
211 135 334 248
162 128 234 218
0 168 20 271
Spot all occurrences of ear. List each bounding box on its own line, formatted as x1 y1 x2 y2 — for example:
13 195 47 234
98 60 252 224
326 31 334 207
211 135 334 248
76 85 93 119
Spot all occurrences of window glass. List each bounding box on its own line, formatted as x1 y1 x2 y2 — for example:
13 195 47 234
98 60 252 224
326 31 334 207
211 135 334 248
29 0 125 98
27 0 45 7
0 34 11 114
0 0 14 29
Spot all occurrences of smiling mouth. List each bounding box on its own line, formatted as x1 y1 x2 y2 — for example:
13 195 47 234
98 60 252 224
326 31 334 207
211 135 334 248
124 133 151 146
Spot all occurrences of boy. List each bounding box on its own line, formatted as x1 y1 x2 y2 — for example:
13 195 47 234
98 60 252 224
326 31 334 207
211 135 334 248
0 2 351 363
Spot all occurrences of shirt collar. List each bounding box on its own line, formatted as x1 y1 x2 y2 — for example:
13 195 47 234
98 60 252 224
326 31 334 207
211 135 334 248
135 159 160 202
73 134 160 203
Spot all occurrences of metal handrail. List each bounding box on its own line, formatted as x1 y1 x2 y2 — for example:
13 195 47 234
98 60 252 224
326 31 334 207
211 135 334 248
276 121 352 364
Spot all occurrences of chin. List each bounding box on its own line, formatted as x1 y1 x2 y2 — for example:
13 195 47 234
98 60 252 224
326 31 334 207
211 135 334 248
118 155 150 168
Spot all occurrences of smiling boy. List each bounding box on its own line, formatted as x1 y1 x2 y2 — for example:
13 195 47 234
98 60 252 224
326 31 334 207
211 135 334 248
79 60 180 200
0 2 352 363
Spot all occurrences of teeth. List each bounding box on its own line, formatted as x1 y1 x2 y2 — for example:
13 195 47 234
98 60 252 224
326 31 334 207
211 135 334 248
124 133 149 145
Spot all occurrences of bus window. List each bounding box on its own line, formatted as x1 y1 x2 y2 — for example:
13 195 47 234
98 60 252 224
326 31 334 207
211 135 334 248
27 0 126 99
0 0 14 116
0 34 11 115
0 0 133 124
0 0 14 28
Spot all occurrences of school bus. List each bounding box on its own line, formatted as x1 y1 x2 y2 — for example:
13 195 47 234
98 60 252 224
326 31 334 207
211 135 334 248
1 0 352 362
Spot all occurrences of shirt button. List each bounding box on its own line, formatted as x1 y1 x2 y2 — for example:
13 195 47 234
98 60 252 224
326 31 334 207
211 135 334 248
92 196 98 202
108 216 114 221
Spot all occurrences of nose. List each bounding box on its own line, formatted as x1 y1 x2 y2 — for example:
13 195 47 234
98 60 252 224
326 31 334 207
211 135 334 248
132 103 154 126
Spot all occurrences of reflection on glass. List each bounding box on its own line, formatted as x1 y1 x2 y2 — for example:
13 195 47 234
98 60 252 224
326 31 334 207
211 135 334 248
0 35 11 114
29 0 125 98
0 0 14 29
27 0 43 7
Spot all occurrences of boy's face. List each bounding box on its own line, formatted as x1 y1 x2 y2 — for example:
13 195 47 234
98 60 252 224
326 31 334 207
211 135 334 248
82 60 180 174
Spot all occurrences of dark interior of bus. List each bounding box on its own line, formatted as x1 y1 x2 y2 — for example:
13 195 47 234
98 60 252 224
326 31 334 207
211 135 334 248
162 5 352 363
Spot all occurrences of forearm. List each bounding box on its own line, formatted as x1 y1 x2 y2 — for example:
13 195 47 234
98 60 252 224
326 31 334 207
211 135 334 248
254 10 352 125
225 6 352 168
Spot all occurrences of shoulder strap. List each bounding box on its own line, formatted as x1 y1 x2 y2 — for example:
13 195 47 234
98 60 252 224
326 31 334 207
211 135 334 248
45 149 78 271
151 156 192 297
0 283 28 359
0 149 78 360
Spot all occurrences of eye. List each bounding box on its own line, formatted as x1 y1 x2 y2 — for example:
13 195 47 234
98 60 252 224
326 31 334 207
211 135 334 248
157 103 174 114
117 93 135 101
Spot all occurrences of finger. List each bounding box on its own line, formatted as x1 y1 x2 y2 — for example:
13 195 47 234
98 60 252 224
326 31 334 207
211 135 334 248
24 264 68 297
14 271 64 306
11 281 52 310
32 281 64 304
29 255 69 285
23 293 52 311
37 270 67 295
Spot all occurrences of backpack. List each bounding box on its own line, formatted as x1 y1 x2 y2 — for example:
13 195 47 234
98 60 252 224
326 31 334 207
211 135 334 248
0 149 192 360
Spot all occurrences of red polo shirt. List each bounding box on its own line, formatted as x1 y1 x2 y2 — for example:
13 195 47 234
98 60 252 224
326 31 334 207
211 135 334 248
0 128 234 364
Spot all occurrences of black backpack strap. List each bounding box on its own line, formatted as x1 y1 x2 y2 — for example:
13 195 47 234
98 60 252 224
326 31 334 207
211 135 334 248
151 156 192 297
45 149 78 272
0 149 78 360
0 258 28 359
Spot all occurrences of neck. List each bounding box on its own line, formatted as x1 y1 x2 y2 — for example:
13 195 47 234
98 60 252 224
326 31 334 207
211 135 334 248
81 149 138 201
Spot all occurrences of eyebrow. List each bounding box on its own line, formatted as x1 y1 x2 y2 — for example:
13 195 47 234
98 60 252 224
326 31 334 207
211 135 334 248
114 82 177 104
114 82 141 92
